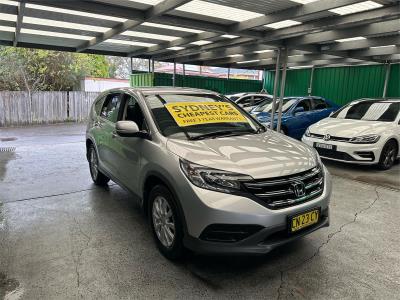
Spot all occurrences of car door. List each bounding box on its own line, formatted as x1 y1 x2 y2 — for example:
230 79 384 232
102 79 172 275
310 98 331 123
97 92 123 176
90 93 107 158
108 93 149 192
289 99 313 139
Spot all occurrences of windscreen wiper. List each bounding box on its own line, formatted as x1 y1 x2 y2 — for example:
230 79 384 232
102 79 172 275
189 129 256 141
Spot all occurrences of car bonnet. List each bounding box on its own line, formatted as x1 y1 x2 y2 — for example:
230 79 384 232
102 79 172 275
166 130 318 179
309 118 392 137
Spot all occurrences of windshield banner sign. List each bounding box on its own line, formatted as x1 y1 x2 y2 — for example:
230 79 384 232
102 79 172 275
165 102 248 127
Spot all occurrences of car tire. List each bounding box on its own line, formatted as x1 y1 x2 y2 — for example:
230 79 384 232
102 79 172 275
378 140 398 170
149 185 185 260
88 144 110 186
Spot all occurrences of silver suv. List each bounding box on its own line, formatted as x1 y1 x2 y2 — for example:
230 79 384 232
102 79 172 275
86 87 331 260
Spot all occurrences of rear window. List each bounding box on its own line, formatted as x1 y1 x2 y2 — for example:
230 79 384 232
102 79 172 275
331 101 400 122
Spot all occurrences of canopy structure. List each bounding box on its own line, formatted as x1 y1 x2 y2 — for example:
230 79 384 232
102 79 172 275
0 0 399 70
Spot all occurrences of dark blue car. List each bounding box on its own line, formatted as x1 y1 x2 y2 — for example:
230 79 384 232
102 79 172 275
250 96 340 140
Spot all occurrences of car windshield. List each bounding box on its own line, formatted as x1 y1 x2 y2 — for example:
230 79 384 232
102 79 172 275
253 98 297 113
331 101 400 122
145 93 265 140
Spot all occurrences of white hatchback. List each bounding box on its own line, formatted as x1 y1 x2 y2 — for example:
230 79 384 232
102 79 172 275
302 98 400 170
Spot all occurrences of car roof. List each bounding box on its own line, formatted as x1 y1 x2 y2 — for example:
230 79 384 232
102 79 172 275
351 98 400 104
237 93 271 98
105 86 220 95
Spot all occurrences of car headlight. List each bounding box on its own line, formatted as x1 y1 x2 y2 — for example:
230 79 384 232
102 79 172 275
349 134 380 144
179 158 252 193
315 151 322 166
304 128 311 137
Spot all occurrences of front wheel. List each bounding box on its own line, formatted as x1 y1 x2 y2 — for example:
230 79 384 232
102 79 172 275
149 185 184 260
88 144 110 186
378 140 398 170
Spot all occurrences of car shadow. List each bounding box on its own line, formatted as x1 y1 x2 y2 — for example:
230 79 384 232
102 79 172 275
87 183 327 291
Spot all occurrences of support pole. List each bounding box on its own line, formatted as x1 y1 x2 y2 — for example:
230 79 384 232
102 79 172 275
148 58 151 73
261 69 265 92
152 59 155 75
270 49 281 131
183 64 186 76
227 67 231 79
199 65 202 76
173 61 176 87
308 66 315 96
276 48 288 133
382 62 391 98
130 57 133 74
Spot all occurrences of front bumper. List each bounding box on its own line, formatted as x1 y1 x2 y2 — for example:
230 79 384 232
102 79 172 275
184 207 329 255
302 136 382 164
176 165 331 254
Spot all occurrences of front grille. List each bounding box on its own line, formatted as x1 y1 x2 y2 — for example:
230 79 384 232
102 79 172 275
242 166 324 209
310 133 350 142
316 148 356 161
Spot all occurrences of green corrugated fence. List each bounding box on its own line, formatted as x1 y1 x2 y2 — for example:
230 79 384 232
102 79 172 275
130 72 263 94
263 63 400 106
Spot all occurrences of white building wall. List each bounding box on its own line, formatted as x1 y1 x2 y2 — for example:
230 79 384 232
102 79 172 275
80 78 130 92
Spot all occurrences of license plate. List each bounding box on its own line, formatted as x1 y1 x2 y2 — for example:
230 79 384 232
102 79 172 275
289 209 320 233
314 142 334 150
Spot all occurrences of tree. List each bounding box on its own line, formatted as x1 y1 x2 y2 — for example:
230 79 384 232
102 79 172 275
0 46 110 91
107 56 152 79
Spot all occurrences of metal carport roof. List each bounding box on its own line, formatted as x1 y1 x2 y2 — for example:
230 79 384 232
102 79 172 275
0 0 399 69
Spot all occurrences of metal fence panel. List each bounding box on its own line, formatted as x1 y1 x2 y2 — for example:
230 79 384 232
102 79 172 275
263 63 400 105
130 73 263 94
387 64 399 98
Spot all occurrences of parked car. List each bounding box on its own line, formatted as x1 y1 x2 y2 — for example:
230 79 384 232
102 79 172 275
225 92 247 101
251 96 340 139
86 87 331 260
227 93 272 112
302 98 400 170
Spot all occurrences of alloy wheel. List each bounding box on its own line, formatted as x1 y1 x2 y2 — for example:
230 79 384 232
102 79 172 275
383 146 396 168
152 196 176 248
90 148 99 179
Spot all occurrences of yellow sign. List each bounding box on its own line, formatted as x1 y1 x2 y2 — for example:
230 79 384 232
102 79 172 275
291 210 319 232
164 101 248 127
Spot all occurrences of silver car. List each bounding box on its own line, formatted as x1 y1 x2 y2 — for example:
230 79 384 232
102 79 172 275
86 87 331 260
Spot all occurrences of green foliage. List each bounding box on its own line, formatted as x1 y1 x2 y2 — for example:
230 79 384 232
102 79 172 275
0 46 110 91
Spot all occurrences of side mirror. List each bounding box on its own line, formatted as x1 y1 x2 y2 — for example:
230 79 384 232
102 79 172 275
294 106 305 115
116 121 141 137
329 111 334 117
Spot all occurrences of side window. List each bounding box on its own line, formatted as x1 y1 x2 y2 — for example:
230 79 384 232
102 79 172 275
237 96 251 106
296 99 311 111
253 96 266 106
122 94 147 131
94 95 106 114
100 93 122 123
312 98 328 110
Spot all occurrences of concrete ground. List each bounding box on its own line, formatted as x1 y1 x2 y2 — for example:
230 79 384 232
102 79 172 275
0 123 399 300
